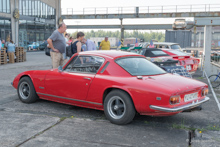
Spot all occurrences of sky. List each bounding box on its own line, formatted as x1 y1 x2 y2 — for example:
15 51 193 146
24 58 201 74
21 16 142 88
61 0 219 33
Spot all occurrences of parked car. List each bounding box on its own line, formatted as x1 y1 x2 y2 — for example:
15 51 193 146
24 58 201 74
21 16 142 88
161 49 200 73
28 42 39 50
172 19 187 30
130 48 192 78
39 41 48 50
12 51 209 125
143 42 182 50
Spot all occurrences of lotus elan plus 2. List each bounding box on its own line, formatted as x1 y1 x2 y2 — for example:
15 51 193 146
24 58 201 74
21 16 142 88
12 51 209 125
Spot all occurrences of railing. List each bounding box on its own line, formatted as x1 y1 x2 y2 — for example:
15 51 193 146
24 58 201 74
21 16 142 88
62 4 220 15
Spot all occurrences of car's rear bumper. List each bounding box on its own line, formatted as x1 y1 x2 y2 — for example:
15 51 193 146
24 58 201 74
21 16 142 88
150 97 210 112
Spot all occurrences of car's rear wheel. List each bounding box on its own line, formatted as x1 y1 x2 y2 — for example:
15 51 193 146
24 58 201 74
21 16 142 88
104 90 135 125
17 77 39 103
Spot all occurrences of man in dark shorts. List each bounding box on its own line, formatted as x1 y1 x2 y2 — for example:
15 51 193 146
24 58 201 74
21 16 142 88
47 23 67 69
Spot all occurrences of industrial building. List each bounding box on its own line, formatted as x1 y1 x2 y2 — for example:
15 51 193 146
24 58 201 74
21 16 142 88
0 0 61 48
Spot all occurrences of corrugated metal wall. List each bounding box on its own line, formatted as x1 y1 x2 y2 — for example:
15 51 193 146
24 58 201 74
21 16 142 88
165 30 192 48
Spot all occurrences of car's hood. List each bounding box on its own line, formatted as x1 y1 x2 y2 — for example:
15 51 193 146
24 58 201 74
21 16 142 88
141 73 207 94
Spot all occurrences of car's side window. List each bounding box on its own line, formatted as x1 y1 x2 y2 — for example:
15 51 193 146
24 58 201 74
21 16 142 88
65 56 105 74
64 56 78 71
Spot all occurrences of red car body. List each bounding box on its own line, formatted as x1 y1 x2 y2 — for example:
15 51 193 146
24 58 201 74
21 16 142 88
12 51 209 119
162 49 200 73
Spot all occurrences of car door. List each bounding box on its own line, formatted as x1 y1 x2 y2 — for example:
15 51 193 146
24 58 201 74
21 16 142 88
45 55 105 101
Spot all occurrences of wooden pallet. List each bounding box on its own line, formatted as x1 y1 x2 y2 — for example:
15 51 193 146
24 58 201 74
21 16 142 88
15 47 25 63
23 52 26 62
0 49 7 65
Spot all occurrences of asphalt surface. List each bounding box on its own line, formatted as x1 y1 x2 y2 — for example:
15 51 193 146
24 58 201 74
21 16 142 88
0 52 219 147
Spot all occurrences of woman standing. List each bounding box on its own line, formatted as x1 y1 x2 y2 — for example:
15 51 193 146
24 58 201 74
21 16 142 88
71 32 84 55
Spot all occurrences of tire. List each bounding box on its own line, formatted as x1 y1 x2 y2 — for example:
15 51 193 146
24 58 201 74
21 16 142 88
209 74 220 88
104 90 135 125
17 77 39 103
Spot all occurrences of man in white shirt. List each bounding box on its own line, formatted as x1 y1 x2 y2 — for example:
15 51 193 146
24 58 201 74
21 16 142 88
82 38 96 51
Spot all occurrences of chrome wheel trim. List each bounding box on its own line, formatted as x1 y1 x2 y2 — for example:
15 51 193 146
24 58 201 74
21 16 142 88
19 82 30 100
107 96 126 120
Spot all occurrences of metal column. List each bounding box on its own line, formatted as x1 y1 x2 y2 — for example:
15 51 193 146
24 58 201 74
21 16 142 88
11 0 19 44
120 18 124 47
204 25 212 76
193 26 197 47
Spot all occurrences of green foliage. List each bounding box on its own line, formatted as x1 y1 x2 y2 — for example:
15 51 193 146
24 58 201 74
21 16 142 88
70 30 165 42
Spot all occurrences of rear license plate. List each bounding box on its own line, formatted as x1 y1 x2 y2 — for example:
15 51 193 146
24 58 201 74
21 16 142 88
184 92 198 102
186 65 191 71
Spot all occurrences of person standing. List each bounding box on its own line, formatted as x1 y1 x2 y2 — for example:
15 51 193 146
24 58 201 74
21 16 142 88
1 39 5 48
63 33 70 60
68 37 74 44
47 23 67 69
99 36 110 50
7 40 15 52
82 38 96 51
0 39 2 50
71 32 85 55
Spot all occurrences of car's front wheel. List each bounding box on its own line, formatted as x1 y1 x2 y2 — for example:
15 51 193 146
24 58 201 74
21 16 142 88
104 90 136 125
17 77 39 103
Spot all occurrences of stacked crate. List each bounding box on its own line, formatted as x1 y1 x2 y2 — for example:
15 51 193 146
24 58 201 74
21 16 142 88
15 47 26 62
0 49 7 65
23 52 26 62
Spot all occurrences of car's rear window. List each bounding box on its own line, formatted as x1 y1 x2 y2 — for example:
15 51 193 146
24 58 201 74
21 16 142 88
170 45 181 50
144 50 169 57
168 50 188 56
116 57 166 76
151 51 169 56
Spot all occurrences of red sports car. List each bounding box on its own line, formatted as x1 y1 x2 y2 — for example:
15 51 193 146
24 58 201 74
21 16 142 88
12 51 209 125
161 49 200 73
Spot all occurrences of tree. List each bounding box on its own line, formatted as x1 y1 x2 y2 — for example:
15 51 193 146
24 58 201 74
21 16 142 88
70 30 165 42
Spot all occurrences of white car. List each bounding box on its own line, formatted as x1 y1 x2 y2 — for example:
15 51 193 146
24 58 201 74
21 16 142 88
172 19 187 30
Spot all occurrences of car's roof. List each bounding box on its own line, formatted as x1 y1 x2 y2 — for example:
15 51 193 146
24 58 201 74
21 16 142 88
79 50 141 59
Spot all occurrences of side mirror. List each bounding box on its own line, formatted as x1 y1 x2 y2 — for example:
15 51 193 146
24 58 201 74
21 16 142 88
58 66 63 72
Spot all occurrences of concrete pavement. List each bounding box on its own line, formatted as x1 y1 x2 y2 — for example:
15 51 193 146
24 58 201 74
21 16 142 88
0 52 219 147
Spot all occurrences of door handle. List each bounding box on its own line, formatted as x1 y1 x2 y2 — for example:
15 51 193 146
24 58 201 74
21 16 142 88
83 77 91 80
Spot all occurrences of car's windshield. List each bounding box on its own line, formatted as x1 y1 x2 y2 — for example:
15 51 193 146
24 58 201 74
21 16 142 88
168 50 188 56
170 44 181 49
116 57 166 76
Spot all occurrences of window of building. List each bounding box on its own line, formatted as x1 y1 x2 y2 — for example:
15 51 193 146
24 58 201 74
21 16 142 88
2 0 6 13
19 0 55 19
6 0 9 13
32 0 35 16
0 19 11 41
28 0 32 16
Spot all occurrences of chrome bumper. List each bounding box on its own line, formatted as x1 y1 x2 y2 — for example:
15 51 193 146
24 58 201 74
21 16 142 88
150 97 210 113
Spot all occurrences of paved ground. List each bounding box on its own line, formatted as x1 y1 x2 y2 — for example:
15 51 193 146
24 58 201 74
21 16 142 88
0 52 219 147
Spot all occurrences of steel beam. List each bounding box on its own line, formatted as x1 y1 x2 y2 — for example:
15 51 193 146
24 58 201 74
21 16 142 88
195 17 220 26
67 24 172 30
62 12 220 19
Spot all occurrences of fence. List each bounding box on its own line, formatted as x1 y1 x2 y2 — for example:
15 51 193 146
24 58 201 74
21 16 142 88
62 4 220 15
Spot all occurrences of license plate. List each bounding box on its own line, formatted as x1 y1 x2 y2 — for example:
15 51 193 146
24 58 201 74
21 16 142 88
186 65 191 71
184 92 198 102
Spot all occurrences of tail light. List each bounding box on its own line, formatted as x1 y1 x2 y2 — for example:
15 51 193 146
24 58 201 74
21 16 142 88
201 88 209 97
193 60 198 64
170 95 181 105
